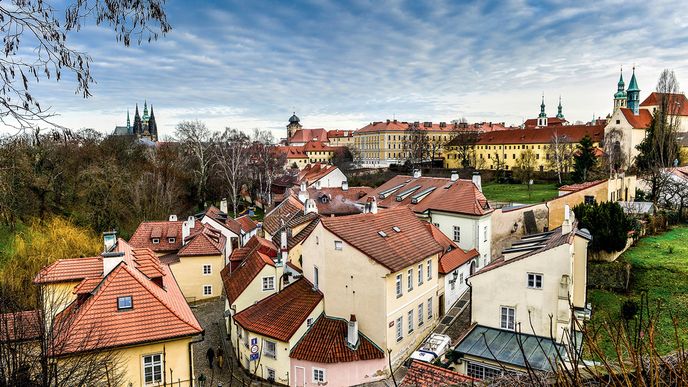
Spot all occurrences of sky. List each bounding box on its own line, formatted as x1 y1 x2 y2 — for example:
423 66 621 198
12 0 688 140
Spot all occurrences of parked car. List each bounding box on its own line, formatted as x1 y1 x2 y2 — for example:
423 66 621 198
409 333 452 364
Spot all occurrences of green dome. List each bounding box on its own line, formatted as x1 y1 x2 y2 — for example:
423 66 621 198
614 90 627 98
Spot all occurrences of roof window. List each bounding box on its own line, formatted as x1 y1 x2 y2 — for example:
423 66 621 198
378 231 388 238
392 226 401 233
117 296 133 310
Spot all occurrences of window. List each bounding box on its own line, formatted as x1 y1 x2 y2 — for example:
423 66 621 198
266 367 276 382
433 223 439 228
314 266 319 290
396 316 403 341
334 240 343 250
584 195 595 204
407 310 414 334
143 354 162 385
418 303 424 326
168 237 176 244
418 264 423 286
262 276 275 291
407 269 413 291
616 119 621 124
459 272 464 285
152 238 160 244
427 260 432 280
450 278 456 291
483 226 488 242
453 226 462 242
467 361 502 380
117 296 133 310
500 306 515 330
307 317 314 328
313 367 326 383
202 264 212 275
527 273 543 289
427 298 433 319
396 274 403 298
203 285 212 296
263 340 276 359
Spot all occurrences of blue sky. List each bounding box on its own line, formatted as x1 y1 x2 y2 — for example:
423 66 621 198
20 0 688 139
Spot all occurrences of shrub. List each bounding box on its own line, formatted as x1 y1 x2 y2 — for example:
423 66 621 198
573 201 635 253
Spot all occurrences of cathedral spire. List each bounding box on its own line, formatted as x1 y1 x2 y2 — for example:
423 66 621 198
133 103 143 136
556 96 564 119
126 109 131 133
538 94 546 118
627 66 640 115
142 100 150 122
148 105 158 141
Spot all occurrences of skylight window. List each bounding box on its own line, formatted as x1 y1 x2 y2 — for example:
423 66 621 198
117 296 133 310
392 226 401 233
378 231 387 237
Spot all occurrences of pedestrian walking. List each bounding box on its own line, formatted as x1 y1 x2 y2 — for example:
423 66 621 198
206 347 215 369
217 346 224 369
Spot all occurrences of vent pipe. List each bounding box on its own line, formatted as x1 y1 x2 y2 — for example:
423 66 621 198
347 314 359 348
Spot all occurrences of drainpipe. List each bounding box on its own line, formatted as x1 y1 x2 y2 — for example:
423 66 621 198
188 331 205 387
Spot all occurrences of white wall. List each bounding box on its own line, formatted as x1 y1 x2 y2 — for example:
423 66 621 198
443 262 472 310
312 168 348 188
200 215 240 261
429 211 492 268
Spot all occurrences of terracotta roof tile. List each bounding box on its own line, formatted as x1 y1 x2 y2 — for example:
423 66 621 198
355 120 504 134
296 163 341 185
129 220 185 252
203 206 243 235
177 225 226 257
263 196 305 236
222 250 275 305
321 207 443 272
401 360 476 386
523 117 567 129
235 215 257 233
620 107 653 129
558 179 606 192
234 278 323 342
289 128 329 143
34 257 103 284
0 310 41 342
640 92 688 115
287 186 371 216
290 314 384 363
473 124 604 146
424 223 457 252
439 248 479 274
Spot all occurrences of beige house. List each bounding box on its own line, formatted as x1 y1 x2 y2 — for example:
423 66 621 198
300 206 444 369
454 207 590 378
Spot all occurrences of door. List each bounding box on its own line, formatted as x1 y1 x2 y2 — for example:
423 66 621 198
294 366 306 387
439 294 445 316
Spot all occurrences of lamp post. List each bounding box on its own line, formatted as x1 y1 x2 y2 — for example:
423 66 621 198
197 373 206 387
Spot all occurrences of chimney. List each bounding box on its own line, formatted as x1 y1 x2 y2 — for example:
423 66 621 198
365 197 378 214
103 231 117 252
102 251 125 277
298 182 309 203
342 180 349 191
169 214 177 221
562 205 572 234
278 229 287 267
413 169 421 179
304 198 318 215
220 198 228 214
450 171 459 182
314 180 321 190
347 314 359 348
182 220 192 243
472 172 482 192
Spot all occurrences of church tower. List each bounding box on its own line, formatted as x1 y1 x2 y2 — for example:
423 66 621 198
133 104 143 137
126 109 131 134
148 105 158 141
537 94 548 127
142 100 150 123
287 112 302 141
556 96 564 120
614 67 627 113
627 67 640 115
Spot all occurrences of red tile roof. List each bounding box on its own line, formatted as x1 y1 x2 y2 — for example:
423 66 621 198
620 107 653 129
640 92 688 115
178 224 226 257
222 250 275 305
263 196 305 236
203 206 243 236
424 223 457 252
289 128 329 144
286 186 371 216
277 146 309 159
129 220 185 252
523 116 567 129
321 207 443 272
290 314 384 363
34 257 103 284
0 310 41 342
355 120 505 134
234 278 323 342
326 129 353 138
303 140 337 152
475 124 604 146
360 175 492 217
439 248 479 274
558 179 606 192
297 163 341 185
235 215 258 233
401 360 476 386
44 239 202 355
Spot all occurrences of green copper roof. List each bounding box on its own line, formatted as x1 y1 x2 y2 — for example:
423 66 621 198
627 68 639 92
539 95 546 118
556 97 564 119
614 90 627 98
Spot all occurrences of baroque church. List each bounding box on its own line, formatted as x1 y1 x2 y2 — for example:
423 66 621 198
112 101 158 142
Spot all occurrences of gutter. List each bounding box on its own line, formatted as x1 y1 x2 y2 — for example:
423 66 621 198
188 331 205 387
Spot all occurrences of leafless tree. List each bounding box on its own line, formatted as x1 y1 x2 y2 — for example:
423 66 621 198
445 122 480 169
602 127 627 175
214 128 250 216
514 149 537 194
0 0 170 132
249 129 285 208
547 132 574 184
175 120 214 209
491 148 506 175
662 172 688 221
403 122 429 169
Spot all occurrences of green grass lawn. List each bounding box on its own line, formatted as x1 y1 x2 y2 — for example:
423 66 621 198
481 183 559 204
588 226 688 356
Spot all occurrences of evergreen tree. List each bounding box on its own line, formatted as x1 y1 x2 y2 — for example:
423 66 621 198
572 135 596 183
573 201 635 253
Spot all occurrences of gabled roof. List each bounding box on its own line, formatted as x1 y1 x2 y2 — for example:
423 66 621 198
271 212 320 251
129 220 184 252
290 314 385 363
321 207 443 272
326 129 353 138
297 163 341 185
454 325 566 372
277 146 309 159
439 248 480 275
289 128 329 143
222 250 275 304
263 196 305 236
34 257 103 284
558 179 607 192
235 215 258 233
234 278 323 342
0 310 41 342
177 224 226 256
619 107 653 129
401 359 476 386
474 124 604 146
640 92 688 115
523 116 567 129
360 175 492 217
229 235 278 264
42 239 202 355
286 186 371 216
203 206 243 236
355 120 504 134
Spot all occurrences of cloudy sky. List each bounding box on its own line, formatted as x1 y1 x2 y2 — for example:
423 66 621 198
14 0 688 139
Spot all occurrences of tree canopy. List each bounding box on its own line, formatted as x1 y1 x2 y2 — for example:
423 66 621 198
573 201 635 253
572 135 597 183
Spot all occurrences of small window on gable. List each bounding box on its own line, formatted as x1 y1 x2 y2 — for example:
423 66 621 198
168 237 176 244
152 238 160 244
616 119 621 124
307 317 314 328
203 264 212 275
117 296 133 310
334 240 343 251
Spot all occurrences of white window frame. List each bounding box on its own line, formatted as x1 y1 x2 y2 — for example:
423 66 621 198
117 296 133 310
312 367 326 383
500 306 516 330
262 276 275 291
395 316 403 341
314 265 319 289
202 264 212 275
152 238 160 244
453 226 461 242
418 303 424 326
407 310 414 334
203 285 212 296
483 226 488 242
459 272 464 286
334 240 343 251
263 339 277 359
142 353 162 385
407 269 413 291
395 274 403 298
427 259 432 280
417 264 423 286
427 298 433 319
527 273 543 289
168 237 176 244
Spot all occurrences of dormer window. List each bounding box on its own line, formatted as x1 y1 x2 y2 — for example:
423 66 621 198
117 296 133 310
168 237 176 244
152 238 160 244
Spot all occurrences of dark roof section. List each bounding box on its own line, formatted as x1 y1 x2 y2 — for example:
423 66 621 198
263 196 304 236
401 359 476 386
454 325 566 372
289 314 385 363
321 207 443 272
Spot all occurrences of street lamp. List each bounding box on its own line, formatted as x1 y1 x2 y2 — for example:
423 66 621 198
197 373 206 387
